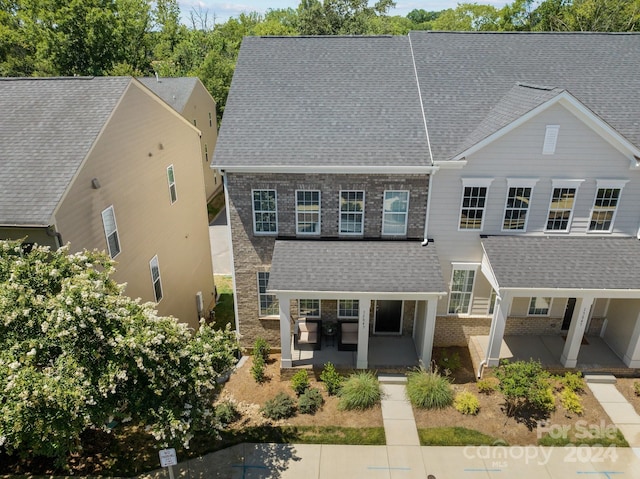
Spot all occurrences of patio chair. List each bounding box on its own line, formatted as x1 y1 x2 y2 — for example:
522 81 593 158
295 318 321 350
338 321 358 351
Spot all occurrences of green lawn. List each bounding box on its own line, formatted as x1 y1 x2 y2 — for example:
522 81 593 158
212 275 234 330
418 427 505 446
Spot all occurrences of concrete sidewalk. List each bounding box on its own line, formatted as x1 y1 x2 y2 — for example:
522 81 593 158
379 374 420 446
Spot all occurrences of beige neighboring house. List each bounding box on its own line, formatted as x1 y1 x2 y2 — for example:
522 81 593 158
139 76 222 202
0 76 215 329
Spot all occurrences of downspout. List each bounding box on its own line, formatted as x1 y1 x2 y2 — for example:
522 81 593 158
422 170 436 245
477 291 503 378
222 171 241 338
46 226 63 248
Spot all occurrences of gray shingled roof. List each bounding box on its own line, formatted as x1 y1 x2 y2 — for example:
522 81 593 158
137 77 198 113
268 240 446 294
0 77 131 226
214 36 430 168
482 236 640 290
409 31 640 161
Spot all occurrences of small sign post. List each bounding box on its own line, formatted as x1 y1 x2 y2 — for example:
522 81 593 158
159 448 178 479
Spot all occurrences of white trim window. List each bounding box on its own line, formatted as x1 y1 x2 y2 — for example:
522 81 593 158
149 255 163 302
253 190 278 234
502 179 537 231
382 190 409 235
459 179 492 230
448 266 477 315
298 299 320 318
296 190 321 235
588 180 627 232
257 272 279 317
546 180 583 232
167 165 177 204
339 190 365 235
529 297 552 316
338 299 359 319
101 205 121 258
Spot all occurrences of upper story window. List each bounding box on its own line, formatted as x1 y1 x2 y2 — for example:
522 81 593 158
588 180 627 233
167 165 177 204
338 299 359 319
382 190 409 236
339 190 365 235
299 299 320 318
257 271 279 317
149 255 163 302
101 205 121 258
296 190 320 235
252 190 278 235
459 179 493 230
546 180 583 232
448 264 477 315
502 179 537 232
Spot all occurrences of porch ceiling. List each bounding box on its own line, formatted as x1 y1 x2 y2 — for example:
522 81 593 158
482 235 640 291
267 239 446 295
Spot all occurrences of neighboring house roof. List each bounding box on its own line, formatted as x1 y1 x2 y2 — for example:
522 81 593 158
409 31 640 162
481 236 640 290
268 240 446 294
138 77 200 113
0 77 132 226
213 36 431 170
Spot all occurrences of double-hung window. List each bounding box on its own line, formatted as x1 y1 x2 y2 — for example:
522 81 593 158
588 180 627 232
448 265 477 315
339 191 365 235
382 190 409 236
529 297 551 316
546 180 583 232
338 299 359 319
296 190 320 235
502 179 537 231
253 190 278 234
149 255 163 302
299 299 320 318
167 165 177 204
101 205 121 258
257 272 279 317
459 179 492 230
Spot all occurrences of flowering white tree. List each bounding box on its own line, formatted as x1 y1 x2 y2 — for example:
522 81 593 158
0 240 238 464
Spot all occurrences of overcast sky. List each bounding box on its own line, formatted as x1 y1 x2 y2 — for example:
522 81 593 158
178 1 510 25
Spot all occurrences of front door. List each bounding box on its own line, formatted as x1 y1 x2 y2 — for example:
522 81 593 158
374 300 403 334
562 298 577 330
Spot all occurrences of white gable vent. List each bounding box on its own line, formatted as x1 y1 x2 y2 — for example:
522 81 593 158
543 125 560 155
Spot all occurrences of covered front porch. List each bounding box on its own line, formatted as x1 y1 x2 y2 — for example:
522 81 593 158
267 239 447 369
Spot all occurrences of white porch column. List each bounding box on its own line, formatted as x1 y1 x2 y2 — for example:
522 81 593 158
486 291 512 367
561 295 595 368
278 295 292 368
356 298 371 369
420 299 438 366
623 311 640 368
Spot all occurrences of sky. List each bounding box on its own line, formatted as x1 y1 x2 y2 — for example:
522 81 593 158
178 0 510 25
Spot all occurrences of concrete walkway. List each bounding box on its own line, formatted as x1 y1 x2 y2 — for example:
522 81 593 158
210 206 231 275
379 374 420 446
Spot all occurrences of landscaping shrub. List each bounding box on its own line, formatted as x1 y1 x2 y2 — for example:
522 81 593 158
495 360 555 417
253 337 270 362
251 354 266 383
215 400 239 425
454 391 480 415
435 348 462 372
338 371 382 410
298 388 324 415
320 362 344 396
406 368 453 409
634 381 640 396
291 370 311 396
476 377 498 394
262 392 297 420
560 389 583 415
561 371 585 393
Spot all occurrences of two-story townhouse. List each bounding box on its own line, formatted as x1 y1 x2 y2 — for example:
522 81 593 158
213 36 447 369
0 77 216 328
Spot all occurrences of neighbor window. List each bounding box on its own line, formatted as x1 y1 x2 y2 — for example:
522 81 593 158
382 190 409 235
257 272 279 316
101 206 121 258
209 112 213 127
546 180 582 232
529 297 551 315
502 180 537 231
459 179 492 230
299 299 320 318
448 267 476 315
204 144 208 162
338 299 359 318
339 191 365 234
167 165 177 204
149 255 163 302
253 190 278 234
296 190 320 235
589 181 626 232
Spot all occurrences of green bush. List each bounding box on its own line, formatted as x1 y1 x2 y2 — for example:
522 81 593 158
262 392 297 420
253 337 270 362
435 349 462 372
338 372 382 411
291 370 311 396
454 390 480 415
406 368 453 409
251 354 266 383
320 362 344 396
561 371 585 393
634 381 640 397
560 388 583 415
215 400 239 425
495 360 555 417
476 377 498 394
298 388 324 415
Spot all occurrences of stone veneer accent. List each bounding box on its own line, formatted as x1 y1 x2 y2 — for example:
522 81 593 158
226 172 429 347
